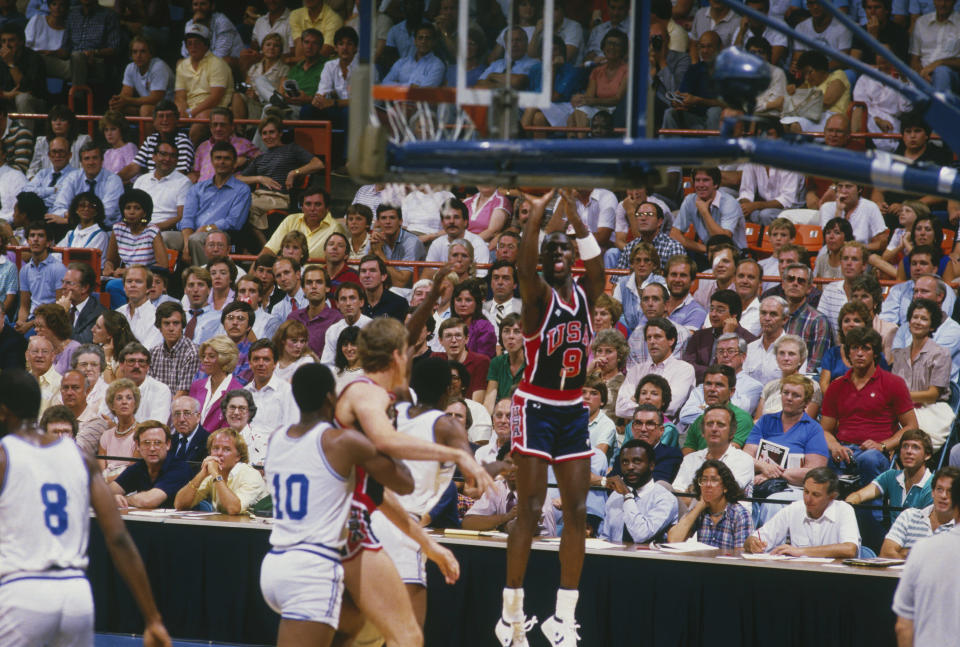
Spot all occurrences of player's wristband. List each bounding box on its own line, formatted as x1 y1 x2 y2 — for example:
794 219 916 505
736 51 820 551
577 234 601 261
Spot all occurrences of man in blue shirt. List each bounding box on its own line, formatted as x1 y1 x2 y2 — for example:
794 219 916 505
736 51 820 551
662 30 724 131
15 221 66 334
24 135 77 210
599 439 679 543
177 141 252 266
477 27 538 90
49 141 124 226
383 23 445 87
671 166 747 265
108 422 192 509
846 429 933 521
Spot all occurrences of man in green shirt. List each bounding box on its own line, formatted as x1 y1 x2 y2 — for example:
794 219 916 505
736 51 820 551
682 364 754 453
277 28 326 119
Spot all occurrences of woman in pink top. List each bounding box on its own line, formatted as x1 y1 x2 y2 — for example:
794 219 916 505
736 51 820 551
99 378 141 481
568 29 629 135
463 186 512 242
101 111 139 176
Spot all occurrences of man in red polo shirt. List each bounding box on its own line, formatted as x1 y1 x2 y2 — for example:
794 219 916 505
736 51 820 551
822 326 918 486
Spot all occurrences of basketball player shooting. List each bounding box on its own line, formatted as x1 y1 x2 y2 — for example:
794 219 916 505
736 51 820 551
498 189 605 647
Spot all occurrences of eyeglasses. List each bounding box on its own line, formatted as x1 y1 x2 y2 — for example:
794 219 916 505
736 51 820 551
632 257 653 264
172 410 197 418
123 358 149 365
783 275 808 284
715 348 740 357
224 314 248 323
632 420 661 429
140 440 166 448
226 405 249 412
698 477 722 486
636 210 658 217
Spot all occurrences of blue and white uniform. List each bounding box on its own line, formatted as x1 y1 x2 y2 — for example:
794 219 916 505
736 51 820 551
260 422 355 628
0 435 93 647
511 285 594 462
371 403 456 586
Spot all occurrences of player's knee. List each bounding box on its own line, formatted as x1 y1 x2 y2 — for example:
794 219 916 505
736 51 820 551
518 493 546 519
389 621 423 647
561 498 587 524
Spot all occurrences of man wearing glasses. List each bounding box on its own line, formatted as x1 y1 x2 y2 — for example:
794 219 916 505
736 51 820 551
615 200 684 271
133 137 192 250
24 136 76 210
100 342 172 426
109 422 192 509
782 262 832 371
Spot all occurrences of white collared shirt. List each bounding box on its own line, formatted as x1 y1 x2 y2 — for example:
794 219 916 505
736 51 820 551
743 332 785 387
739 297 762 337
244 373 298 464
910 11 960 68
133 170 192 226
754 499 861 551
672 444 755 495
117 300 163 350
617 353 696 419
321 314 372 366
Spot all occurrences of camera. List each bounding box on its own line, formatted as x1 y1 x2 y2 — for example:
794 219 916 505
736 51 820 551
651 35 664 51
283 79 301 98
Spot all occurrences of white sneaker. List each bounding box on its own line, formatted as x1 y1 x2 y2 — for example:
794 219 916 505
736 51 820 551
540 614 581 646
495 615 538 647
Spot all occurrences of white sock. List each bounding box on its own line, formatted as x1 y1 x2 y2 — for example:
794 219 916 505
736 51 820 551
502 587 524 622
555 588 579 622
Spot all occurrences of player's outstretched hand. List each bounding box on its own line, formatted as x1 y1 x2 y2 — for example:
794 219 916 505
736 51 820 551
143 619 172 647
425 540 461 585
459 451 497 497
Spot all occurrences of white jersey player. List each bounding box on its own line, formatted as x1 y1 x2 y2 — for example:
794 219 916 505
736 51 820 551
371 356 475 626
260 363 414 647
0 369 170 647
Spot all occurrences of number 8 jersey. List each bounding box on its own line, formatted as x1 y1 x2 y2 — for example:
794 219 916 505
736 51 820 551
0 435 90 580
518 284 594 404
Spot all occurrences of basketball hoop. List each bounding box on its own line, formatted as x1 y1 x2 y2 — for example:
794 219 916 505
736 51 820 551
372 85 484 145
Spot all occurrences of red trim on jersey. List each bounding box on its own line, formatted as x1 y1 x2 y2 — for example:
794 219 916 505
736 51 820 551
553 449 594 463
516 381 584 402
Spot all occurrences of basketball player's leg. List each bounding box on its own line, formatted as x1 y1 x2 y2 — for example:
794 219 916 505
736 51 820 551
406 583 427 627
552 457 590 589
277 620 336 647
331 593 366 647
343 550 423 647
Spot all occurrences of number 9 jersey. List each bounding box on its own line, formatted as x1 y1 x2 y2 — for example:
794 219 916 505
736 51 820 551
0 435 90 581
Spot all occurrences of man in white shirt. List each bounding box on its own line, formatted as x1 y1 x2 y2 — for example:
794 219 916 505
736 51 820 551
734 258 763 336
117 265 162 350
423 198 490 274
791 0 853 71
599 439 679 543
738 126 804 226
101 342 173 425
244 338 297 466
817 181 888 252
616 317 696 419
624 283 691 369
133 138 191 248
744 467 860 558
743 295 789 386
321 281 371 366
909 0 960 94
235 274 280 340
0 141 26 221
671 405 755 509
483 260 521 332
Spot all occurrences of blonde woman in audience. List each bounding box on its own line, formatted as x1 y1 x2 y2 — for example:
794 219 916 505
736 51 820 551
189 335 244 432
591 293 623 333
91 311 137 383
278 230 309 265
174 427 269 514
99 378 141 480
754 334 821 419
588 328 629 424
271 319 317 382
100 111 139 175
234 32 289 121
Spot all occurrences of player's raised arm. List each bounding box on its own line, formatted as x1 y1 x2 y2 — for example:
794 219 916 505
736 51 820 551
344 428 415 495
561 190 605 306
85 452 171 647
406 262 453 351
516 190 556 322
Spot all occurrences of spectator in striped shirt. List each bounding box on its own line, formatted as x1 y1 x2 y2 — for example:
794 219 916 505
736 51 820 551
103 189 167 280
118 100 195 183
881 466 959 557
0 97 34 173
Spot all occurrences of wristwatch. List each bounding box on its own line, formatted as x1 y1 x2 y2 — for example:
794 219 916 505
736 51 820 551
600 476 608 489
213 475 224 482
623 490 636 501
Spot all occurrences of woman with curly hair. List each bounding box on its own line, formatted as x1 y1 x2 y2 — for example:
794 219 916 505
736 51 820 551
33 303 80 374
98 378 141 480
667 457 754 550
452 278 496 357
91 310 137 382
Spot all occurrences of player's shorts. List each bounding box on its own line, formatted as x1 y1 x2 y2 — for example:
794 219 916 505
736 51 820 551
260 547 344 627
342 502 382 562
370 510 426 587
511 392 593 462
0 571 93 647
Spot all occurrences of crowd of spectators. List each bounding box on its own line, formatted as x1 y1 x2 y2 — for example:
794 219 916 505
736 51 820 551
1 1 960 573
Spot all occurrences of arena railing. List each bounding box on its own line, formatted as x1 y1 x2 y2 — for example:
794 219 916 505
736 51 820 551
521 124 914 140
10 112 334 193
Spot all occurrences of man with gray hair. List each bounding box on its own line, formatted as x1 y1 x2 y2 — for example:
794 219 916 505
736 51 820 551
169 394 208 469
679 334 763 428
781 262 832 372
743 296 790 386
891 274 960 382
423 198 490 277
58 368 108 455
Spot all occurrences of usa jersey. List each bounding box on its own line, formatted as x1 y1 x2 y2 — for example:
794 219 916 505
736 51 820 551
517 284 594 405
264 422 355 551
0 435 90 580
336 376 394 514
